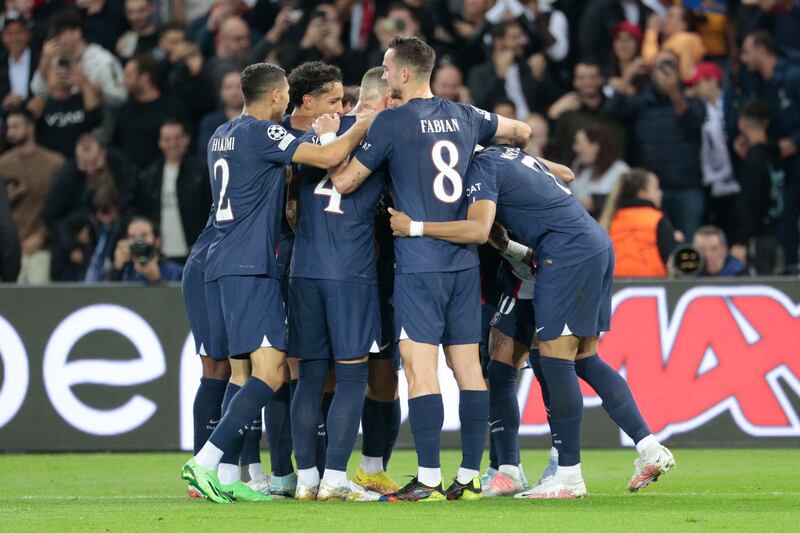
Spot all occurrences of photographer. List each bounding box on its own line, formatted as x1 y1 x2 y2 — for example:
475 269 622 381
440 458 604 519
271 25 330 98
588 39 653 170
693 225 747 277
110 216 183 283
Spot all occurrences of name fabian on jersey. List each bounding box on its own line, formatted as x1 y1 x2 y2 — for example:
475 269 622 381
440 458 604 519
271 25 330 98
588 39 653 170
210 137 235 152
420 118 460 134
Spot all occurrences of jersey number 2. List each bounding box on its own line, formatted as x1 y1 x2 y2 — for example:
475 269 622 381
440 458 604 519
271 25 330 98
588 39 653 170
314 177 344 214
214 159 234 221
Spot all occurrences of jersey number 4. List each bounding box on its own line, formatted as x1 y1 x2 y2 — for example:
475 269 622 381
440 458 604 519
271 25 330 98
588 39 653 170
214 159 234 221
314 176 344 214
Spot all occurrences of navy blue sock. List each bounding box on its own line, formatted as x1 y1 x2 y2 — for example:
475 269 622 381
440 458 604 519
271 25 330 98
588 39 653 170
239 410 262 467
193 377 227 455
459 390 489 471
361 397 401 470
408 394 444 468
575 355 651 444
220 382 242 465
530 348 555 449
265 383 294 476
539 357 582 466
326 362 369 472
489 433 499 470
290 360 327 470
488 360 520 466
317 391 334 475
383 398 400 470
209 378 275 457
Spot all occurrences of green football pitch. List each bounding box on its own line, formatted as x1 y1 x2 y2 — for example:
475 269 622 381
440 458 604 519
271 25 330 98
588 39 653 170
1 449 798 532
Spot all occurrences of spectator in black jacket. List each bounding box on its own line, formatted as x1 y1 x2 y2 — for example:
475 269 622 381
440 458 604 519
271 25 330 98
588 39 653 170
135 119 211 261
605 49 706 239
467 20 559 118
76 0 127 53
196 70 242 160
115 0 159 60
577 0 652 70
113 53 189 171
0 11 38 114
0 175 21 281
732 100 780 275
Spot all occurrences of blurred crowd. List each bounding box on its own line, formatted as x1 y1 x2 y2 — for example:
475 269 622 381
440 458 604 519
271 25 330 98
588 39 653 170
0 0 797 283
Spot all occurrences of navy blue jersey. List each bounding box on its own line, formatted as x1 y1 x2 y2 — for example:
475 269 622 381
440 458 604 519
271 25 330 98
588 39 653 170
290 115 386 283
204 115 303 281
354 97 498 273
467 146 611 266
186 208 215 272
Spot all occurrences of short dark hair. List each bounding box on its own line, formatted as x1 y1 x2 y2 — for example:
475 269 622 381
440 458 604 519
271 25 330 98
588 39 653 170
6 108 35 124
388 36 435 79
491 99 516 116
159 21 187 38
49 9 83 36
739 99 770 127
490 20 522 42
240 62 286 105
580 122 621 180
92 183 120 212
619 168 655 204
130 53 162 88
160 118 187 135
342 85 359 108
575 60 602 74
127 215 160 239
287 61 343 107
748 31 778 56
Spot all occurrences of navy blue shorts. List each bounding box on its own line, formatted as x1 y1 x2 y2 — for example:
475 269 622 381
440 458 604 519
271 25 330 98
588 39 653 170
490 295 535 347
394 267 481 346
206 275 287 358
288 278 381 360
534 246 614 341
182 264 218 359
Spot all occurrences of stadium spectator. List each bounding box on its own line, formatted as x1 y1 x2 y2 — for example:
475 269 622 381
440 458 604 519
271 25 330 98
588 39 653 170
0 109 64 283
110 215 183 282
135 119 210 261
740 31 800 273
196 70 242 159
191 0 252 57
341 84 358 113
434 0 491 74
524 112 550 157
162 27 217 133
606 168 679 278
521 0 570 65
492 99 516 119
30 9 127 109
44 133 136 277
113 53 189 171
642 6 705 81
432 64 469 103
27 54 102 158
732 100 780 275
687 61 739 241
204 15 251 92
0 11 38 113
0 177 20 281
693 225 747 277
747 0 800 59
76 0 127 53
605 49 706 240
116 0 159 60
570 123 629 218
549 60 626 163
607 21 648 94
578 0 653 69
467 20 559 118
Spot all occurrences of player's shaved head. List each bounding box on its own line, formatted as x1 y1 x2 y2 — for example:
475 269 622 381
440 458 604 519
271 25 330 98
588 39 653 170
387 36 435 80
240 62 286 105
359 67 388 100
287 61 343 107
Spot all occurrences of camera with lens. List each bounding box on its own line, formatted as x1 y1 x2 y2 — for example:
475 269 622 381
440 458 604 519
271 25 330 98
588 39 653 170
670 244 704 277
129 238 154 264
57 56 71 69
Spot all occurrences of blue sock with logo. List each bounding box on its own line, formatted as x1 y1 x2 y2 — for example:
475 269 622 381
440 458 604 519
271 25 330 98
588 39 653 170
239 410 262 468
408 394 444 468
459 390 490 471
488 360 520 467
290 360 327 470
265 382 293 476
325 362 369 472
317 391 334 475
193 377 227 455
539 357 582 467
575 355 650 444
209 378 275 458
219 382 242 465
530 348 555 449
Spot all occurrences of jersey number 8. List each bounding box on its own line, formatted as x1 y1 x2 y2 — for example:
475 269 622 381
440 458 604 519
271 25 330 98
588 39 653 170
214 159 234 221
432 140 462 203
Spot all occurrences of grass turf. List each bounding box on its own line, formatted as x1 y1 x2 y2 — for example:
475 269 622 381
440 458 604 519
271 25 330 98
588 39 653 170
1 449 798 532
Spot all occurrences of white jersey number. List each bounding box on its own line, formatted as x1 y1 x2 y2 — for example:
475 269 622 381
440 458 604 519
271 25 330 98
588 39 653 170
521 155 572 196
314 176 344 214
432 140 462 203
214 159 234 221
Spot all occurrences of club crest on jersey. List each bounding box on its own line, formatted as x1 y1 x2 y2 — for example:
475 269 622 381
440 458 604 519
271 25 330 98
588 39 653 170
267 125 288 140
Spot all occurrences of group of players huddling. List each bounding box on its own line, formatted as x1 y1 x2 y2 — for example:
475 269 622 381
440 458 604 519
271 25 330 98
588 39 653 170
180 36 675 503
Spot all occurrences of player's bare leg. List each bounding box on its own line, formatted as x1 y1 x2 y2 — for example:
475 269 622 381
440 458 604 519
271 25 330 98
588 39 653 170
441 343 488 500
355 358 401 494
574 338 675 492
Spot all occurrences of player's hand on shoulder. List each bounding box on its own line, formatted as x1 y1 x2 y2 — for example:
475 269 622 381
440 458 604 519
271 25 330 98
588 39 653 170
388 207 412 237
312 113 340 136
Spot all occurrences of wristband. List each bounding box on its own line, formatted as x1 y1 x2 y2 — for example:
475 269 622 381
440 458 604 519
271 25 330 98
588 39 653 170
319 132 336 146
503 239 529 262
409 221 424 237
